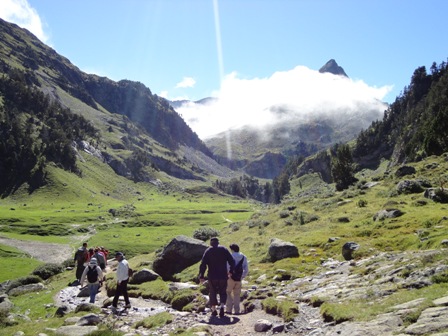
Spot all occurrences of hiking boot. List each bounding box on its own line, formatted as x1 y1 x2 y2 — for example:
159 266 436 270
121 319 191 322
219 307 225 317
211 310 218 316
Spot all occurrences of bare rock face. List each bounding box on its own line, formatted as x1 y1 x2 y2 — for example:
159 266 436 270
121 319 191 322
268 238 299 262
152 235 208 280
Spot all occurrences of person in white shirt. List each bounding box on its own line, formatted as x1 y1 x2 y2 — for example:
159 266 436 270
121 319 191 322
79 257 103 304
112 252 131 309
226 243 248 314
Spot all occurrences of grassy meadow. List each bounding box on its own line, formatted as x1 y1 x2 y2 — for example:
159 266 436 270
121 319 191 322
0 150 448 334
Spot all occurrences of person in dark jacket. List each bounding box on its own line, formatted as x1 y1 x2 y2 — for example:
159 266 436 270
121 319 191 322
199 237 235 317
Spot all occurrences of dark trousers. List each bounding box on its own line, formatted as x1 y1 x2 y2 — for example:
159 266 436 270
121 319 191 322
112 280 130 307
76 264 85 281
209 279 228 306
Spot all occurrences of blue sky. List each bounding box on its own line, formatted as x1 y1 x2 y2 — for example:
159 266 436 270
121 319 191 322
1 0 448 138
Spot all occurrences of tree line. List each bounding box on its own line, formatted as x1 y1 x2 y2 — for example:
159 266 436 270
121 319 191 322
0 68 98 194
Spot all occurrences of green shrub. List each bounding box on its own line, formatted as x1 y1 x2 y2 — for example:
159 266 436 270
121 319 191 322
261 297 298 322
6 275 42 293
279 210 290 218
134 312 173 329
171 289 196 311
357 199 368 207
32 263 64 280
192 227 219 241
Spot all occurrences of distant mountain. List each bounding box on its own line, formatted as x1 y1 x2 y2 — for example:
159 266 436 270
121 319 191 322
204 59 379 179
0 18 232 193
319 59 348 77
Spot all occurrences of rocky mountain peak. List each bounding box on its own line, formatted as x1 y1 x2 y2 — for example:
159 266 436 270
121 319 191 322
319 59 348 77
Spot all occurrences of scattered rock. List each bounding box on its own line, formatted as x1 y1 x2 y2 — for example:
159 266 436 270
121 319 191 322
268 238 299 262
433 296 448 306
424 188 448 203
152 235 208 280
55 325 98 336
254 319 273 332
8 283 45 296
0 294 13 311
77 286 90 298
341 242 360 261
55 305 69 317
77 313 101 326
373 209 404 221
272 323 285 333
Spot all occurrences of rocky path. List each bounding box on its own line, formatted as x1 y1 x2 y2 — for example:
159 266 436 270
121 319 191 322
0 236 73 264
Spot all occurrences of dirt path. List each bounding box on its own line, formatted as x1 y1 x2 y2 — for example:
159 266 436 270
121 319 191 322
0 236 73 264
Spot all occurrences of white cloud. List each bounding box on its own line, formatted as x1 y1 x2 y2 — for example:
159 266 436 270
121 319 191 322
0 0 49 43
175 77 196 88
176 66 392 139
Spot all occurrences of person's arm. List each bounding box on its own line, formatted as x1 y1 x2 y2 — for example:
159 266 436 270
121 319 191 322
242 255 249 279
80 267 88 286
97 266 104 283
226 249 235 273
198 250 209 282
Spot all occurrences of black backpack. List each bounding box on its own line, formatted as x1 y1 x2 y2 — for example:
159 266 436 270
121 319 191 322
87 266 98 283
231 256 245 281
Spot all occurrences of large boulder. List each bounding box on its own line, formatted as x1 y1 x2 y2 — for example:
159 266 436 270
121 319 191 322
152 235 208 280
424 188 448 203
395 165 416 177
342 242 360 260
129 269 160 284
268 238 299 262
396 179 431 194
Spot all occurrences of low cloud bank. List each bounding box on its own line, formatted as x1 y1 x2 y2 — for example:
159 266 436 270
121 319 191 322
0 0 49 43
176 66 392 139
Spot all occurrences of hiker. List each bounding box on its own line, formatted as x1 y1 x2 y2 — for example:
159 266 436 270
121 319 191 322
226 243 248 314
74 242 88 282
79 257 103 303
112 251 131 309
199 237 235 317
94 248 106 271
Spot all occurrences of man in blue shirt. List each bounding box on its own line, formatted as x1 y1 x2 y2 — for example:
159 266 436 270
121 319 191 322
199 237 235 317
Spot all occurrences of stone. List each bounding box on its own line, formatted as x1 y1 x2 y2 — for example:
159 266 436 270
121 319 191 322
75 303 96 313
129 268 160 284
396 180 425 194
8 283 45 296
64 317 81 325
77 313 101 326
268 238 299 262
77 286 90 297
391 298 426 310
152 235 208 280
55 305 69 317
373 209 404 221
254 319 273 332
433 296 448 306
55 325 98 336
424 188 448 203
404 306 448 335
272 324 285 333
395 165 416 177
341 242 360 260
0 294 13 311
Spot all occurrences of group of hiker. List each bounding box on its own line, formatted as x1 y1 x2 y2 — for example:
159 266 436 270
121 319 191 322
199 237 249 317
74 243 130 309
73 237 249 315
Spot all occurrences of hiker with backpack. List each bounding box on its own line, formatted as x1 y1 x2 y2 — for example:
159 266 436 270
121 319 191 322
199 237 235 318
226 243 248 315
74 242 88 283
93 248 106 271
79 257 103 304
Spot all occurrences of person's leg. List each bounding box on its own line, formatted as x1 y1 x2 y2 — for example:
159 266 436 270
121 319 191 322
226 278 235 313
122 280 130 307
208 279 219 315
89 283 99 303
112 282 123 308
218 279 228 317
233 281 242 314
